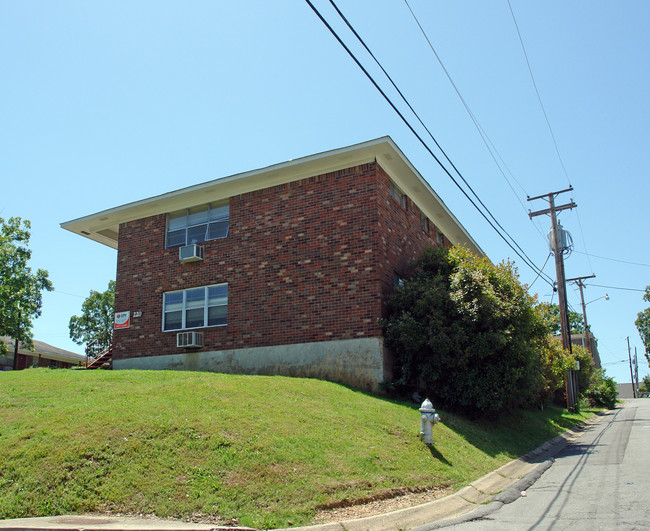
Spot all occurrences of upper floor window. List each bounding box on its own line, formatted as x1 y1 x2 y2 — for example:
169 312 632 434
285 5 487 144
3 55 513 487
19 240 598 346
166 202 229 248
389 181 407 209
163 284 228 331
420 213 430 232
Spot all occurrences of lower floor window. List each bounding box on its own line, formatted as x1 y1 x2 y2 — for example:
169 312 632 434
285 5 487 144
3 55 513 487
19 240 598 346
163 284 227 331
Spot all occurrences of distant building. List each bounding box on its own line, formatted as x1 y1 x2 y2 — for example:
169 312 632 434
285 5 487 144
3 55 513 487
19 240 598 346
0 337 86 370
616 383 636 399
571 332 602 369
62 137 483 390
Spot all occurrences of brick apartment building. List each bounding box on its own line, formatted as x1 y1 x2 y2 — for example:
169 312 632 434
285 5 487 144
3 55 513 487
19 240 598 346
62 137 482 390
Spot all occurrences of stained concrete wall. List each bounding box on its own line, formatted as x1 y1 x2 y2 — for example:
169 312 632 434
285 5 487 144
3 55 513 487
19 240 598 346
113 337 389 391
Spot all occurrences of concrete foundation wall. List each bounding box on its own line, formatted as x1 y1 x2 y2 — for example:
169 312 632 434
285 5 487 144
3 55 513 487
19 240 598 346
113 337 389 391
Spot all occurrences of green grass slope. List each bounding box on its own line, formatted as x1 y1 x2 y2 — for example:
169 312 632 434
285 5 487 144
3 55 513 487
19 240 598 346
0 369 594 528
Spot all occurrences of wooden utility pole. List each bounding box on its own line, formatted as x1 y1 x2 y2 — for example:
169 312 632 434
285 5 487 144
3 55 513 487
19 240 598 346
528 187 577 409
634 347 639 397
627 337 637 398
566 274 596 363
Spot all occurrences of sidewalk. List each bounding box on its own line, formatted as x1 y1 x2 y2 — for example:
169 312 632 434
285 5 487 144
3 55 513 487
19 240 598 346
0 413 606 531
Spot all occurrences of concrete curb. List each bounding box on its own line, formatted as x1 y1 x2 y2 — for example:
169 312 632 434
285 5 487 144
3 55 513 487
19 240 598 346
279 410 609 531
0 515 254 531
0 412 609 531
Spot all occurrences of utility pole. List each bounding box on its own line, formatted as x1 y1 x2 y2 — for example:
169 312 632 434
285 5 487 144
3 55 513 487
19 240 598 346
634 347 639 398
528 187 577 410
566 274 596 364
626 337 637 398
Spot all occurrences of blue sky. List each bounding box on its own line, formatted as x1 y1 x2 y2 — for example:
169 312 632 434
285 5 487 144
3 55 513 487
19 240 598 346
1 1 648 385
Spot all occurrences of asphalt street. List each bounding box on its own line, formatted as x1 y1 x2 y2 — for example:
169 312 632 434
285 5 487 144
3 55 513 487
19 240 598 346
435 398 650 531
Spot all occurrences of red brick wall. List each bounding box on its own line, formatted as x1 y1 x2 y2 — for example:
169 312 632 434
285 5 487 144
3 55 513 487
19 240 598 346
113 162 444 361
114 164 380 360
375 166 446 315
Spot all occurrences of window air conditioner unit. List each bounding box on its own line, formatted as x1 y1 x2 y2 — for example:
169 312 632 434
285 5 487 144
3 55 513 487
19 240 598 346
177 331 203 348
179 244 203 263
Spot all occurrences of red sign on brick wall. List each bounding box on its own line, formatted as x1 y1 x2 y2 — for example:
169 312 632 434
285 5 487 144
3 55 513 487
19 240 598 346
114 311 131 330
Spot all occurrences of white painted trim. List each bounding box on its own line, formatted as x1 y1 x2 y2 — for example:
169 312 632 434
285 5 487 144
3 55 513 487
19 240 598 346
61 136 483 255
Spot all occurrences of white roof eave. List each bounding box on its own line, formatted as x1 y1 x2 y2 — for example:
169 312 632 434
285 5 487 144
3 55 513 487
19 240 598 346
61 137 484 256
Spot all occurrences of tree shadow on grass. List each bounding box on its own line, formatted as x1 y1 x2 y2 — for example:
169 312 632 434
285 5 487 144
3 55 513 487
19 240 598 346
343 383 600 461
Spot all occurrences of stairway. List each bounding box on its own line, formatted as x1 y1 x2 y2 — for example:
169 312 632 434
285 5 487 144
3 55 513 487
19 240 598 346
86 346 113 369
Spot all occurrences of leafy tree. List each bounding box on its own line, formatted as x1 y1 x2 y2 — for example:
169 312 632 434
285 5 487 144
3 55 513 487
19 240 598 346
69 280 115 358
572 343 596 397
382 246 544 416
635 286 650 367
537 302 584 336
584 370 617 409
639 375 650 393
0 217 53 355
536 334 575 404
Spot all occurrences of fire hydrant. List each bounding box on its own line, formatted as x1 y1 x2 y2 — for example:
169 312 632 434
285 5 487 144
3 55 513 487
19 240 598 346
419 398 441 445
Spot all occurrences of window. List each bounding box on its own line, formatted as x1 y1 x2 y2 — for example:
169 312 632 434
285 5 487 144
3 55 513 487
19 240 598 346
166 202 229 248
436 231 444 245
420 213 429 232
163 284 228 331
389 181 407 208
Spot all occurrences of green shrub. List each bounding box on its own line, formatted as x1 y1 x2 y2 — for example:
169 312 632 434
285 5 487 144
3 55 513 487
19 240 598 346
572 343 596 395
639 375 650 393
584 374 617 409
381 246 544 416
536 335 574 405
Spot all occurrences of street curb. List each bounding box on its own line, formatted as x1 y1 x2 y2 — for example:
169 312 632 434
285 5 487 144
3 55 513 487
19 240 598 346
0 412 610 531
0 514 254 531
277 410 609 531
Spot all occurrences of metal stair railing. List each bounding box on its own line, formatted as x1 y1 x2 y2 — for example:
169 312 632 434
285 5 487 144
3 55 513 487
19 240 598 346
85 345 113 369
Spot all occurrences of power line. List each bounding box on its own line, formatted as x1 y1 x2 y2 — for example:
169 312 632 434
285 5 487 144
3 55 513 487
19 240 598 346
528 252 551 289
507 1 598 285
586 283 646 293
51 289 85 298
307 0 554 286
574 250 650 268
327 0 533 255
507 0 571 187
568 208 594 274
402 0 534 219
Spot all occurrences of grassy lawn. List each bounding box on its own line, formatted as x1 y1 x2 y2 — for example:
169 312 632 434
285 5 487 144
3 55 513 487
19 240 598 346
0 369 597 528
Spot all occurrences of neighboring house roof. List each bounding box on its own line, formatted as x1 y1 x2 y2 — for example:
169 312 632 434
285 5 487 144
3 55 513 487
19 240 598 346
61 136 484 256
0 337 87 365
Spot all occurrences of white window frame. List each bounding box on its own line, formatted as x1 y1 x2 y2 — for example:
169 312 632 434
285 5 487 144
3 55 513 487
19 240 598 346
162 284 228 331
166 201 229 249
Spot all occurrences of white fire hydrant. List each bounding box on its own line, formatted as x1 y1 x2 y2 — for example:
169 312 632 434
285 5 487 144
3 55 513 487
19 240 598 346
419 398 441 445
